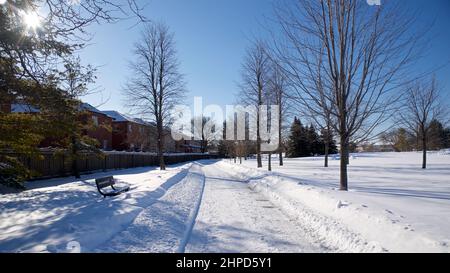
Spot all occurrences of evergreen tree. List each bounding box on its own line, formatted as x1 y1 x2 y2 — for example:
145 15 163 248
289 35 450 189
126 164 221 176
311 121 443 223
443 127 450 149
328 135 338 154
306 124 320 156
428 119 446 150
319 128 338 154
286 117 302 158
287 118 338 158
0 79 64 188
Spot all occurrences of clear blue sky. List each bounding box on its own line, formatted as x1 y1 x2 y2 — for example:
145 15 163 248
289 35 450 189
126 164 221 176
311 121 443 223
80 0 450 115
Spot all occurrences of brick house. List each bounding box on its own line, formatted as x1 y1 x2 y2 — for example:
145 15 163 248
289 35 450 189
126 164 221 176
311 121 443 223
8 102 113 150
79 103 113 150
103 111 188 153
103 111 154 152
175 139 203 153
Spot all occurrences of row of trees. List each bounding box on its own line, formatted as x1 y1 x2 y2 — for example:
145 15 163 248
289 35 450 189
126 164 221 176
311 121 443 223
239 41 288 170
381 119 450 153
236 0 447 190
286 117 338 163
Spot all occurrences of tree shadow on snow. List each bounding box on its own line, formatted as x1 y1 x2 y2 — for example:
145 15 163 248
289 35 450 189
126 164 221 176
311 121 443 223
0 162 199 253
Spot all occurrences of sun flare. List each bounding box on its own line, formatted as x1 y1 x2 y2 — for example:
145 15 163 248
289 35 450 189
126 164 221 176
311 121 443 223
21 11 41 30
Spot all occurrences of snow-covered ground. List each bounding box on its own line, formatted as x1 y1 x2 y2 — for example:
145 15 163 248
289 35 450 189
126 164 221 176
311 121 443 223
186 163 325 253
225 152 450 252
0 163 197 252
1 152 449 253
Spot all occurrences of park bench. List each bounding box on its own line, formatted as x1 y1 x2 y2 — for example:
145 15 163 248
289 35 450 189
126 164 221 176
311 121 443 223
95 176 130 197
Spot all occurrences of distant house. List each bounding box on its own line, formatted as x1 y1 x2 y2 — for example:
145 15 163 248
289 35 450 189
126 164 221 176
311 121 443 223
7 102 113 150
356 143 395 153
5 100 205 154
176 139 203 153
102 111 153 152
102 111 198 154
79 103 113 150
168 131 204 154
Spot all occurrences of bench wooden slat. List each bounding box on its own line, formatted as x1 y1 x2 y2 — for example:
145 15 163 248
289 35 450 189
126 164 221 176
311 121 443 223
95 176 130 198
95 176 114 189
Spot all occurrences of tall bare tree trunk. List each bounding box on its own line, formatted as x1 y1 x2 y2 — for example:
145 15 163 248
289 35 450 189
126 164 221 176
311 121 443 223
268 152 272 171
345 140 350 166
324 126 330 168
157 121 166 171
339 139 349 191
422 134 427 169
256 108 262 168
278 108 283 166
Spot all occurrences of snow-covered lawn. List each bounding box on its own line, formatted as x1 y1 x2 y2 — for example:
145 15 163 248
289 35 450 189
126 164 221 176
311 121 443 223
1 152 449 253
0 163 198 252
226 152 450 252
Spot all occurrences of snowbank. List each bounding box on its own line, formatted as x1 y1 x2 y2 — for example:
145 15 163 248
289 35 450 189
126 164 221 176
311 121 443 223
218 153 450 253
97 163 205 253
0 162 206 253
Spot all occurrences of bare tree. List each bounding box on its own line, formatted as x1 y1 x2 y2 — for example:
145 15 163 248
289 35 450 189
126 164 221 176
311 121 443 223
268 61 290 166
240 40 271 168
191 116 219 154
235 141 247 164
124 22 185 170
399 78 444 169
272 0 424 190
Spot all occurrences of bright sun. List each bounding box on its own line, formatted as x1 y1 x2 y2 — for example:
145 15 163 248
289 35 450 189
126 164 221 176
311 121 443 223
21 11 41 30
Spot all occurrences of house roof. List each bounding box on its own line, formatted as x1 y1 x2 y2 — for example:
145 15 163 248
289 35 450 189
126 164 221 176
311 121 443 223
102 111 152 126
79 103 104 115
11 104 40 113
11 102 104 115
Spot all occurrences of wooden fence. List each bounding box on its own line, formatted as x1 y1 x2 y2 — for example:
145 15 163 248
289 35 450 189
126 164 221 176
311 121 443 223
6 151 217 180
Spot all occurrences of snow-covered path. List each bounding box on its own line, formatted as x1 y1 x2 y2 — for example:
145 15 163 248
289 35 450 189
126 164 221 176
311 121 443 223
186 163 324 253
96 163 205 253
2 152 448 253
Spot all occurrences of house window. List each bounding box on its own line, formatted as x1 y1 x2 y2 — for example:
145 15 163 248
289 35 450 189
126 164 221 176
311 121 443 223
103 140 108 150
92 116 99 126
128 124 132 133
